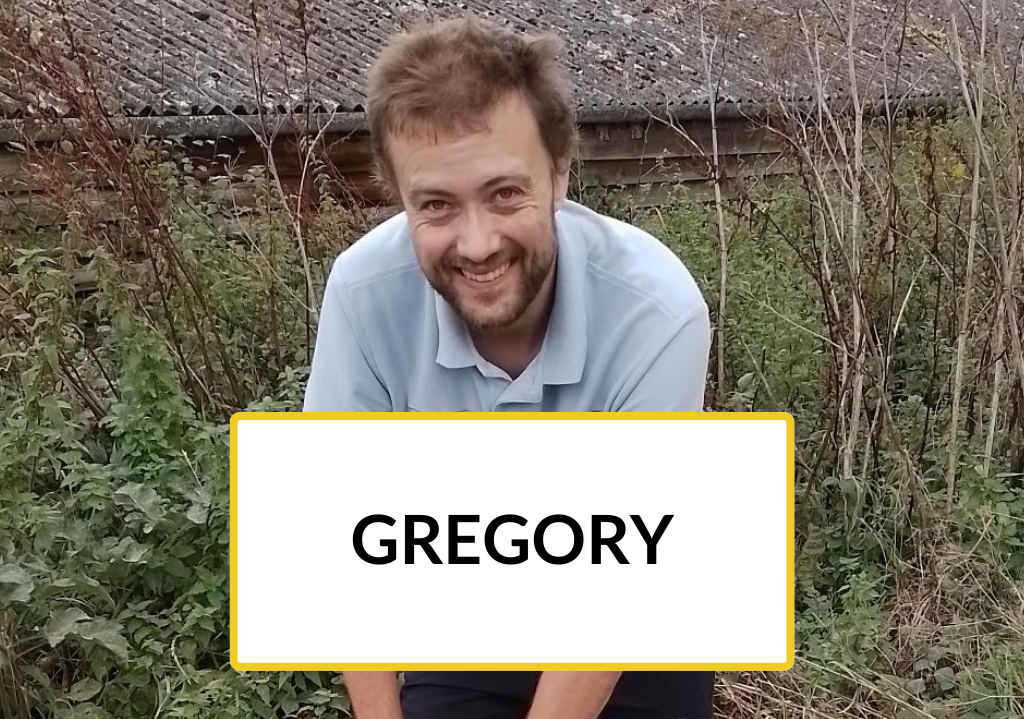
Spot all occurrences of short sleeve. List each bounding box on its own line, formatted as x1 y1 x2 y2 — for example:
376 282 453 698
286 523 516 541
303 261 392 412
612 303 712 412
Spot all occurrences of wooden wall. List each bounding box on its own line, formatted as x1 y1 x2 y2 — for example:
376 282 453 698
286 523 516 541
1 114 792 230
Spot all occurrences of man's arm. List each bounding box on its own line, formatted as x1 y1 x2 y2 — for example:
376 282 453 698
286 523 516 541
525 671 623 719
304 261 392 412
614 303 712 412
344 671 402 719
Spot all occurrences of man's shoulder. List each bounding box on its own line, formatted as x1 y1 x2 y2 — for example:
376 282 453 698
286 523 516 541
561 200 706 321
328 208 420 290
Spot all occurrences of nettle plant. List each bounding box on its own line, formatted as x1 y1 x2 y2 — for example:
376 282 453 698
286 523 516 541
0 208 344 719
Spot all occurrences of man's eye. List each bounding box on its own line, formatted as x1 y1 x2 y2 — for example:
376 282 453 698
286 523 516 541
422 200 449 213
494 187 521 201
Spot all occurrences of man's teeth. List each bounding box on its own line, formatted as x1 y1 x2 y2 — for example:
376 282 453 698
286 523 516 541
461 261 511 283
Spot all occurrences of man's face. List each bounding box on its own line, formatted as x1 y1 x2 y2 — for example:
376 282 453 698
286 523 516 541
388 92 570 332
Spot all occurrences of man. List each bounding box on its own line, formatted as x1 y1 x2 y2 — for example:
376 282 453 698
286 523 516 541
304 15 714 719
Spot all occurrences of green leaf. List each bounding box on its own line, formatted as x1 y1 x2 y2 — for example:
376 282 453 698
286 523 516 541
107 537 149 564
113 482 165 527
329 696 350 711
76 619 130 661
256 684 271 705
67 677 103 702
934 666 956 690
186 502 208 525
0 563 34 604
58 702 113 719
43 344 60 372
923 701 953 718
44 608 91 647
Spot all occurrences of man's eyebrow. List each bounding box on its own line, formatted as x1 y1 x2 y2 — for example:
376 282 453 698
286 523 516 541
408 174 533 204
481 173 533 190
407 185 453 203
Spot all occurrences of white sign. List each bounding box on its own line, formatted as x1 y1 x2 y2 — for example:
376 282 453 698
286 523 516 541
230 413 793 670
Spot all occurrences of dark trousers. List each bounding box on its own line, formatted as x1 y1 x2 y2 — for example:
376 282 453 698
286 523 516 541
400 673 715 719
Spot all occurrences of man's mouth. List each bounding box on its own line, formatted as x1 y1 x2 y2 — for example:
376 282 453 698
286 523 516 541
458 259 514 284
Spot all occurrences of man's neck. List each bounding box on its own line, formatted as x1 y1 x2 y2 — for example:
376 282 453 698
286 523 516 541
470 261 557 380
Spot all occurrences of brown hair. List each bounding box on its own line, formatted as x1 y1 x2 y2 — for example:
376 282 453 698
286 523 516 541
366 15 578 199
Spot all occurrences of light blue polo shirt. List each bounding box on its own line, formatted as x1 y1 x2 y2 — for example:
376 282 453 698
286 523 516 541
303 200 710 412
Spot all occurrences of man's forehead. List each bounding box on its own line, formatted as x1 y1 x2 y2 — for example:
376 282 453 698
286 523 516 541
394 89 530 133
395 130 538 195
407 169 535 199
387 92 551 199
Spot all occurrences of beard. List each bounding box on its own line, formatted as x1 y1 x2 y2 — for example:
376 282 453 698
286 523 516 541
428 218 557 332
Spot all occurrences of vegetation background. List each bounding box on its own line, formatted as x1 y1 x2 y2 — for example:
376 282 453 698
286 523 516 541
0 1 1022 718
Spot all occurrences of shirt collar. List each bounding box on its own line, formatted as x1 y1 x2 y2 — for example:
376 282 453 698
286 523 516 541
434 203 588 385
435 291 477 369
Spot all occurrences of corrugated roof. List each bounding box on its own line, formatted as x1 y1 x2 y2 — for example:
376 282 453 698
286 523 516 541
1 0 1021 119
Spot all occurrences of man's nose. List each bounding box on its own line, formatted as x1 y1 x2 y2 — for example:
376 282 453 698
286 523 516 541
455 207 501 264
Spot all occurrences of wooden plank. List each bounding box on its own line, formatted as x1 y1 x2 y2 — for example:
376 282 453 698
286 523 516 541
181 133 374 180
2 190 125 230
578 152 796 187
3 117 805 229
578 118 785 161
608 173 794 207
0 132 376 193
1 172 388 230
0 152 32 192
3 121 790 193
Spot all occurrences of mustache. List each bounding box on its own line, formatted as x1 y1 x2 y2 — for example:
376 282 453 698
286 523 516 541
442 248 520 275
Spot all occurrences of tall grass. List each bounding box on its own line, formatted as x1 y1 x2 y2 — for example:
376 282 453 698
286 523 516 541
1 2 1022 718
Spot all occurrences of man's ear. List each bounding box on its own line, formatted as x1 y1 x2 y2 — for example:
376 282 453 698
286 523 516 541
552 159 571 210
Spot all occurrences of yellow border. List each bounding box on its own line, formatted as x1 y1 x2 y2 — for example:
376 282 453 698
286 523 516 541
229 412 795 672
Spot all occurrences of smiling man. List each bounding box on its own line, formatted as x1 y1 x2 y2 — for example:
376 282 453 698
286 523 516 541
304 14 713 719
